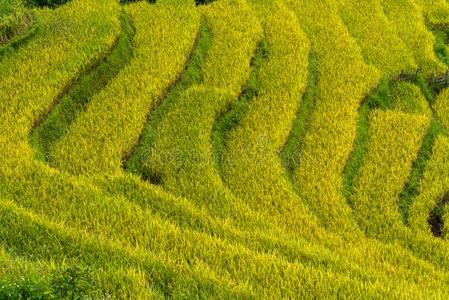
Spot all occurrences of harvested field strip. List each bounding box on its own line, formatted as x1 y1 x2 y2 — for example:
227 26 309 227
124 18 212 180
30 12 134 163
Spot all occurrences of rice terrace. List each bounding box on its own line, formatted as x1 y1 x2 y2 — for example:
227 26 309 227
5 0 449 298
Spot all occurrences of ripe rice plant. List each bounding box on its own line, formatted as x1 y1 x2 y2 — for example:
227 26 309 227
144 0 264 222
0 0 32 44
382 0 447 75
408 136 449 235
433 88 449 129
286 0 380 235
337 0 416 75
30 12 134 163
0 0 121 164
51 0 200 175
414 0 449 27
4 0 449 297
352 109 430 234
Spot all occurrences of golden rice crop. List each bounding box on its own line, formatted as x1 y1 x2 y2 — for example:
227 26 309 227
391 82 431 116
3 0 449 297
408 136 449 234
414 0 449 27
286 0 380 235
0 0 120 165
352 109 430 234
51 0 200 175
145 0 264 222
433 88 449 129
0 0 31 44
382 0 446 75
337 0 416 75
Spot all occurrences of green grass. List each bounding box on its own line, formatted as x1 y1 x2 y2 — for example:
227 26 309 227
0 20 37 60
414 74 437 104
124 19 212 182
0 0 32 45
0 266 96 299
0 0 20 20
30 13 134 163
433 28 449 66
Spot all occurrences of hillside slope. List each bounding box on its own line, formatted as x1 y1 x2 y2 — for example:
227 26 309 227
2 0 449 298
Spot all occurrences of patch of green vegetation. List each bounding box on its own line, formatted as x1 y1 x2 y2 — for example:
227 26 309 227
433 29 449 66
119 0 156 4
24 0 69 8
413 74 437 104
0 0 20 20
342 102 371 206
30 13 134 163
0 266 95 300
124 19 212 182
0 21 37 60
0 0 33 46
212 39 269 172
366 77 393 109
280 52 318 185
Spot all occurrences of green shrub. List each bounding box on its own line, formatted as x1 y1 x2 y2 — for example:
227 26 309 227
24 0 69 8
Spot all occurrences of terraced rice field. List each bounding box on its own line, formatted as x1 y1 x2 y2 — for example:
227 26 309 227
3 0 449 298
